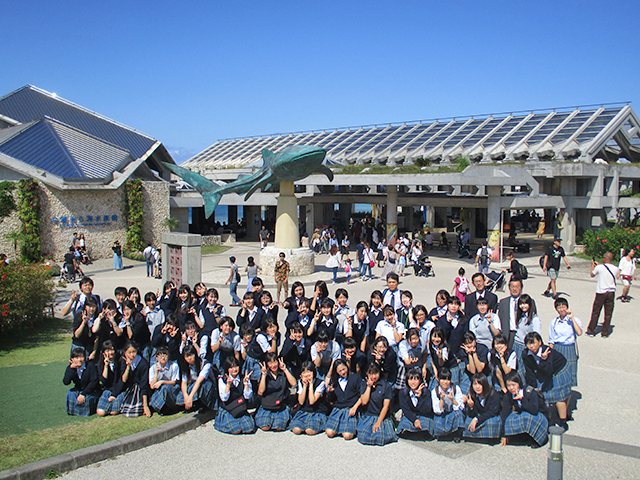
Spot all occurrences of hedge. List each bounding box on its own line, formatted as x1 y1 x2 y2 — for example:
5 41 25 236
583 225 640 261
0 264 56 331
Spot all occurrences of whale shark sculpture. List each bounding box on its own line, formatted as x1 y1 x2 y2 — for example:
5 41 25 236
164 145 332 218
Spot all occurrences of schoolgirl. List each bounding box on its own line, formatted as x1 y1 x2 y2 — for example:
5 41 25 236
356 363 398 446
396 328 428 390
158 281 177 316
309 280 332 316
93 299 125 352
122 300 152 361
463 373 501 440
280 321 311 379
110 340 151 417
282 281 306 314
334 288 355 344
500 371 548 447
458 331 490 393
374 305 405 352
436 296 467 384
409 304 435 349
71 297 99 360
307 299 338 341
340 337 367 376
290 361 329 435
325 359 362 440
258 290 279 322
512 294 542 374
142 291 165 340
395 291 413 330
215 357 255 435
127 287 144 314
548 297 582 388
96 340 120 416
210 316 242 370
431 367 465 439
367 290 385 347
180 320 209 361
245 256 261 293
284 298 312 337
429 289 450 324
344 301 369 352
151 314 182 362
523 332 572 430
236 292 265 332
63 347 100 416
255 352 297 431
428 326 452 387
174 284 196 332
468 298 500 350
397 367 434 437
176 344 216 411
490 334 518 393
114 287 127 314
367 336 398 386
197 288 225 337
452 267 470 305
192 282 208 314
148 347 180 414
310 330 341 379
255 317 281 358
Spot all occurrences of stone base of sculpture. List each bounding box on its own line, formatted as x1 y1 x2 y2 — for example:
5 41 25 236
260 246 315 277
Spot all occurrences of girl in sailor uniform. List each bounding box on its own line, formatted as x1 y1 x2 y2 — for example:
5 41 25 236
290 361 329 435
148 347 180 414
513 294 541 379
462 373 502 440
490 333 518 394
215 357 255 435
548 297 582 388
397 367 434 437
176 344 216 411
356 363 398 446
431 367 464 439
210 316 242 370
96 340 119 416
111 340 151 417
500 371 548 446
63 347 99 416
325 359 362 440
255 352 297 431
458 331 490 394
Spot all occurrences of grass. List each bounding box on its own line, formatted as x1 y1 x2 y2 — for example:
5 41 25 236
0 317 184 472
201 245 232 255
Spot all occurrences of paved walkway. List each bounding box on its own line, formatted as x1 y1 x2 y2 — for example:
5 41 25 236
53 236 640 479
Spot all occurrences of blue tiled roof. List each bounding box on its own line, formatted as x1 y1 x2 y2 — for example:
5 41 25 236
0 117 133 180
0 85 157 160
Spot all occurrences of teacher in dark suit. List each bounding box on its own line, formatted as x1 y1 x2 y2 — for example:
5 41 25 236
465 273 498 319
496 278 536 349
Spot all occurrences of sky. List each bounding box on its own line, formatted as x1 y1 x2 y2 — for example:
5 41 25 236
2 1 639 163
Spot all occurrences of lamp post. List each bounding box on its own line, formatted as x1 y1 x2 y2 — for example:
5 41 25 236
548 426 564 480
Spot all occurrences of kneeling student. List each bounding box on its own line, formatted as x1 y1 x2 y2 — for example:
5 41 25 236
63 347 99 416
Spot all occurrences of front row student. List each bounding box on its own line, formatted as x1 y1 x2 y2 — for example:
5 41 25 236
356 363 398 446
176 345 216 412
462 373 501 440
500 371 549 447
64 347 99 416
215 357 256 435
397 367 434 438
148 347 180 414
255 352 297 431
290 361 329 436
96 340 119 416
431 367 464 439
325 359 361 440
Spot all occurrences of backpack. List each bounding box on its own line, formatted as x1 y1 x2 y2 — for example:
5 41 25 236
518 262 529 280
479 247 488 264
458 277 469 294
525 386 549 419
539 255 545 270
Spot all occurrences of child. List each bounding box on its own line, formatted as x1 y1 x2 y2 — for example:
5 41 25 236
96 340 119 416
197 288 225 337
114 286 127 314
122 300 152 362
255 353 297 431
325 359 362 440
280 321 311 379
290 361 329 435
548 297 582 388
142 292 165 339
148 347 180 414
309 280 332 316
236 292 265 332
428 326 451 387
429 289 450 324
307 299 338 342
468 298 500 350
158 281 177 316
282 281 306 314
375 305 405 351
367 290 385 347
92 299 125 352
382 273 402 309
397 328 428 390
127 287 144 314
180 320 208 361
463 373 501 440
513 294 541 377
175 284 196 332
431 367 464 439
215 357 255 435
192 282 208 313
523 332 572 430
397 367 434 437
254 317 281 359
111 341 151 417
63 348 99 416
210 316 242 370
259 290 279 322
176 344 216 411
344 301 369 352
395 291 413 330
490 334 518 393
311 330 341 379
340 337 367 376
410 305 435 348
343 258 352 284
334 288 355 343
284 298 312 336
71 297 99 361
500 371 548 447
458 331 490 393
367 337 398 386
356 363 398 446
436 297 467 384
239 324 261 382
151 314 182 362
452 267 470 305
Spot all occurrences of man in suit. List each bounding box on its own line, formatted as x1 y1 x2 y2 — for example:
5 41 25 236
496 278 536 348
465 273 498 319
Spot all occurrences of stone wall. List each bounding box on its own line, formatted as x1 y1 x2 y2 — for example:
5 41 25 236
0 188 20 260
202 234 236 246
142 181 170 249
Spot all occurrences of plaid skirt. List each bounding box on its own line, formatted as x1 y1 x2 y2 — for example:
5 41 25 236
450 362 465 385
176 380 217 410
255 406 291 430
243 356 261 381
290 410 328 433
396 363 407 390
397 415 434 434
513 341 526 379
214 407 256 434
66 389 98 416
553 343 578 387
150 384 180 412
325 407 359 435
462 415 502 439
97 389 120 414
433 409 464 437
356 416 398 446
538 364 572 403
503 411 548 446
458 373 472 396
119 384 143 417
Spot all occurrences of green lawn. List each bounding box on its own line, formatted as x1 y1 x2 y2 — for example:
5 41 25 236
201 244 232 255
0 318 183 471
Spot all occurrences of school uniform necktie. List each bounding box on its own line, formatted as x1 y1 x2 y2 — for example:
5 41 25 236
390 294 395 309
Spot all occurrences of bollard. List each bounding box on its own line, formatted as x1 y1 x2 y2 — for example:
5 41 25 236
547 426 564 480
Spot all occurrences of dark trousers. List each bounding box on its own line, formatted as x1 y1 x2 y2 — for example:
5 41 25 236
588 291 615 336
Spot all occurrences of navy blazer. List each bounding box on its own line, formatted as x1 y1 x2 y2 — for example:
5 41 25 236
464 290 498 319
399 386 433 424
522 345 566 390
63 360 99 395
465 389 500 425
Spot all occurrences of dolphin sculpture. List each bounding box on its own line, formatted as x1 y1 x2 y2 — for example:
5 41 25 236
164 145 332 218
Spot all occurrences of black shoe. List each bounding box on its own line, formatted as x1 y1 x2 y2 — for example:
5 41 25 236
557 420 569 431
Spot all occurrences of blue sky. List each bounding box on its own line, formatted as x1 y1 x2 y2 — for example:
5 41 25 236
2 1 639 163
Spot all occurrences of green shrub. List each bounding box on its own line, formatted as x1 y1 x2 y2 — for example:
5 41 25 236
0 264 56 331
0 181 16 221
123 249 145 261
124 180 145 252
16 179 42 262
583 226 640 261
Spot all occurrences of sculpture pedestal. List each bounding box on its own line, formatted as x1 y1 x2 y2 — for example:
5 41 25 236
260 246 315 276
274 181 300 249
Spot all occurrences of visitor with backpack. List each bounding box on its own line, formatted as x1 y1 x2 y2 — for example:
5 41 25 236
502 250 528 283
474 241 492 274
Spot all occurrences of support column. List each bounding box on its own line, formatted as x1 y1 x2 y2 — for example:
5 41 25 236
425 205 435 230
386 185 398 244
560 207 576 253
487 186 502 236
305 204 315 238
228 205 238 225
244 205 261 243
274 181 300 249
466 208 476 242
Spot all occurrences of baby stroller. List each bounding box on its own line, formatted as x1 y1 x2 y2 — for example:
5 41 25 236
485 270 506 293
414 253 435 277
60 262 77 283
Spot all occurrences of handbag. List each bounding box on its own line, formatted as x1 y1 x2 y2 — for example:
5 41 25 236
226 397 248 418
369 260 375 268
261 392 285 411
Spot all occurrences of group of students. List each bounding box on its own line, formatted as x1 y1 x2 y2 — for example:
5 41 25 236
62 270 581 447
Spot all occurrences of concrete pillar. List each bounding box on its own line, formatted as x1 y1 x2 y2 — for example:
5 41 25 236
244 206 261 242
386 185 398 244
560 207 576 253
161 232 201 287
425 205 435 230
338 203 351 232
274 181 300 249
305 204 315 237
322 203 334 226
487 186 502 234
228 205 237 225
466 208 476 241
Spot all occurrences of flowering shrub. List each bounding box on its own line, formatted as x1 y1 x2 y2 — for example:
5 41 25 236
0 264 55 331
583 226 640 261
124 179 145 252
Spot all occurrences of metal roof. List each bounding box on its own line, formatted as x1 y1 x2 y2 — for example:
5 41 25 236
0 85 157 160
0 117 133 180
183 103 640 170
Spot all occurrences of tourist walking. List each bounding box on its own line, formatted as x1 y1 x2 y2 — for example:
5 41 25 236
586 252 619 338
274 252 290 303
112 240 123 271
542 238 571 299
618 248 637 303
